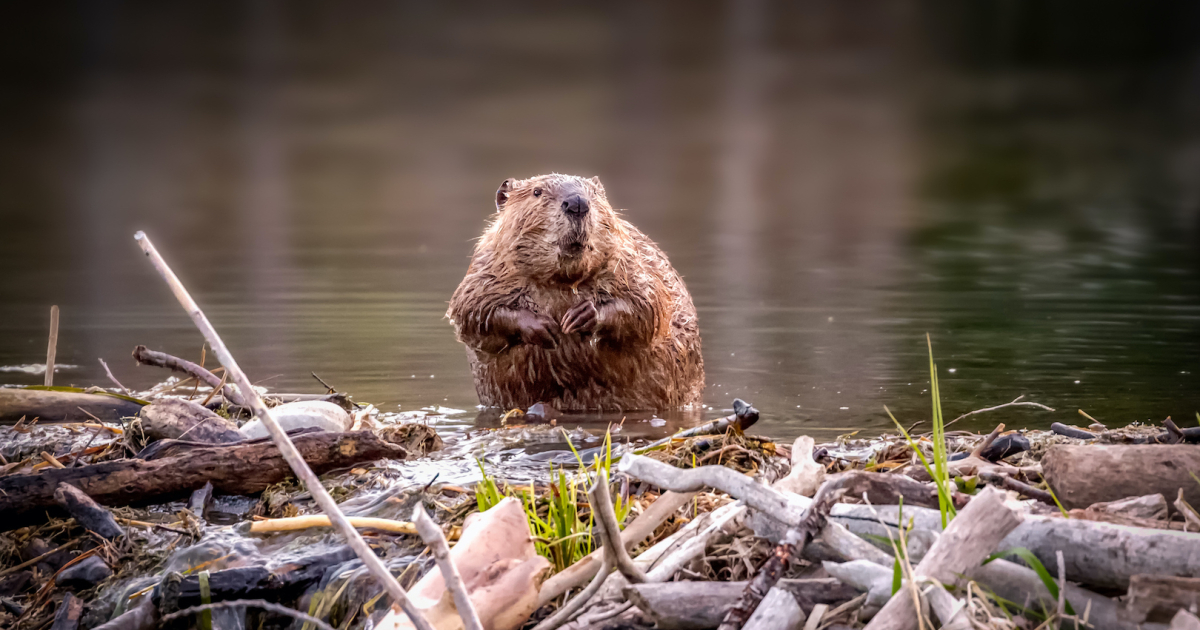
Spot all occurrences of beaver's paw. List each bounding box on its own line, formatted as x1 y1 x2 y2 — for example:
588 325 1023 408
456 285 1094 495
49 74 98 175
516 311 559 349
561 300 599 335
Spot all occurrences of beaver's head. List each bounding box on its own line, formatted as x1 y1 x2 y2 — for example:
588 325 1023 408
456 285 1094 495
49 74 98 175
485 173 625 284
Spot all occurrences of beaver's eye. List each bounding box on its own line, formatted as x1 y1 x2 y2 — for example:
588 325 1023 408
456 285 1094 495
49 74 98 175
533 188 542 197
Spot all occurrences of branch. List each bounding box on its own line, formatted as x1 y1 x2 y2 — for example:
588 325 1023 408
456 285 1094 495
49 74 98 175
134 231 431 630
132 344 245 407
586 469 646 583
943 396 1053 429
413 504 483 630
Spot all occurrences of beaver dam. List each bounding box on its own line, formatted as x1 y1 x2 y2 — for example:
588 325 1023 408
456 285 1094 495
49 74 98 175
1 233 1199 630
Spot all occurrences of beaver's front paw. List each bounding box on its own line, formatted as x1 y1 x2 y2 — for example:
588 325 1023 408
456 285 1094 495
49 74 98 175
561 300 599 335
516 311 559 349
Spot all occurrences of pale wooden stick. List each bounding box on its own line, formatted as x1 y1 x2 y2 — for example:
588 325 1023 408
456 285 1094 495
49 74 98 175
587 469 646 583
413 504 483 630
45 305 59 387
98 358 131 396
249 515 419 536
133 231 433 630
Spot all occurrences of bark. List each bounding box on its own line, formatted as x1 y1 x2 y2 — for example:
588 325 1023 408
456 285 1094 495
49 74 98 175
138 398 243 444
624 580 856 630
169 547 357 606
92 598 158 630
1126 575 1200 624
54 483 123 540
1042 445 1200 511
0 388 144 424
0 430 408 527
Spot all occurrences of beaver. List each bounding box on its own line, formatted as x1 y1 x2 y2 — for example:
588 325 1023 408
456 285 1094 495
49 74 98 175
447 174 704 411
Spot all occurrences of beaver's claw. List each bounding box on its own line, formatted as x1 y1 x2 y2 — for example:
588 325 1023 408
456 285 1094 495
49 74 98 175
516 311 559 349
561 300 599 335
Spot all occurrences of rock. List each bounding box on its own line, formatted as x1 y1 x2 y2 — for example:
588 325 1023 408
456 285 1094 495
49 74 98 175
20 538 69 575
55 556 111 590
239 400 351 438
0 572 32 597
138 399 244 444
949 433 1030 463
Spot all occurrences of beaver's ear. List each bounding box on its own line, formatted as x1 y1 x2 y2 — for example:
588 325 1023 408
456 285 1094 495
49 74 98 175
589 176 606 198
495 179 513 212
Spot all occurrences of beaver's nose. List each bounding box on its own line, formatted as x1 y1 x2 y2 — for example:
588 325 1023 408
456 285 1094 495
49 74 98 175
562 194 589 218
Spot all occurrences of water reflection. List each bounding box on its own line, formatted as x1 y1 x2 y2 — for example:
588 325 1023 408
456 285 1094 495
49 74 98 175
1 1 1198 441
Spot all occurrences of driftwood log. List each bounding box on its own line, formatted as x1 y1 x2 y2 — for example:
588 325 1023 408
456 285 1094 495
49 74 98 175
0 430 408 526
831 502 1200 590
0 388 145 424
624 580 856 630
137 398 243 443
1043 445 1200 511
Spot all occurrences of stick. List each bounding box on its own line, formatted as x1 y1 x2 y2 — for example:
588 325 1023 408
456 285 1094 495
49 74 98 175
159 599 337 630
133 231 432 630
532 531 615 630
45 305 59 387
587 469 646 583
0 539 81 578
132 345 245 407
978 471 1056 505
969 423 1004 459
634 399 759 454
249 515 419 535
942 395 1053 429
98 358 131 396
413 504 483 630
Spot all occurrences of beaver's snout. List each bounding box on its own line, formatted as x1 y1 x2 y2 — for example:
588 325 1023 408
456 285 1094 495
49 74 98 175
562 194 589 219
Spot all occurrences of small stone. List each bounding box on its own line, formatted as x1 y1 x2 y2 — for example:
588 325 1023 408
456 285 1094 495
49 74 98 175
55 556 111 590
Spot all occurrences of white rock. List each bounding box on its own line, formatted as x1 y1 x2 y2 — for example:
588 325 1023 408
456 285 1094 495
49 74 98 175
239 400 352 438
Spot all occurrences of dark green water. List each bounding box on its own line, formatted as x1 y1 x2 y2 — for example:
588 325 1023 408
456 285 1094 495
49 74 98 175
2 1 1198 440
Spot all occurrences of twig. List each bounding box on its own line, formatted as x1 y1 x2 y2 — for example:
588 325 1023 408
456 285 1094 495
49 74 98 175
587 469 645 583
160 599 337 630
200 369 229 407
978 471 1055 505
1049 423 1097 440
413 504 483 630
112 516 191 536
633 399 759 454
532 534 614 630
1174 489 1200 532
969 423 1004 459
134 231 433 630
40 451 65 469
131 344 245 407
0 539 80 578
98 358 131 396
312 372 337 394
45 305 59 387
943 396 1054 429
248 515 420 536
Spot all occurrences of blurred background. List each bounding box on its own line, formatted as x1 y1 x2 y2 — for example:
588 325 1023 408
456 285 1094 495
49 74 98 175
1 0 1199 439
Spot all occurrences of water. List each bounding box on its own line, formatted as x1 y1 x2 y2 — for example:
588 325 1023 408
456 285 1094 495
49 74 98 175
2 2 1199 441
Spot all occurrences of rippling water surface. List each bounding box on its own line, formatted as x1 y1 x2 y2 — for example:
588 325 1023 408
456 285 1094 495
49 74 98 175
2 2 1199 441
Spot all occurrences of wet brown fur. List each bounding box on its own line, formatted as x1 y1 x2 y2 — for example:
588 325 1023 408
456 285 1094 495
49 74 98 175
448 174 704 411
